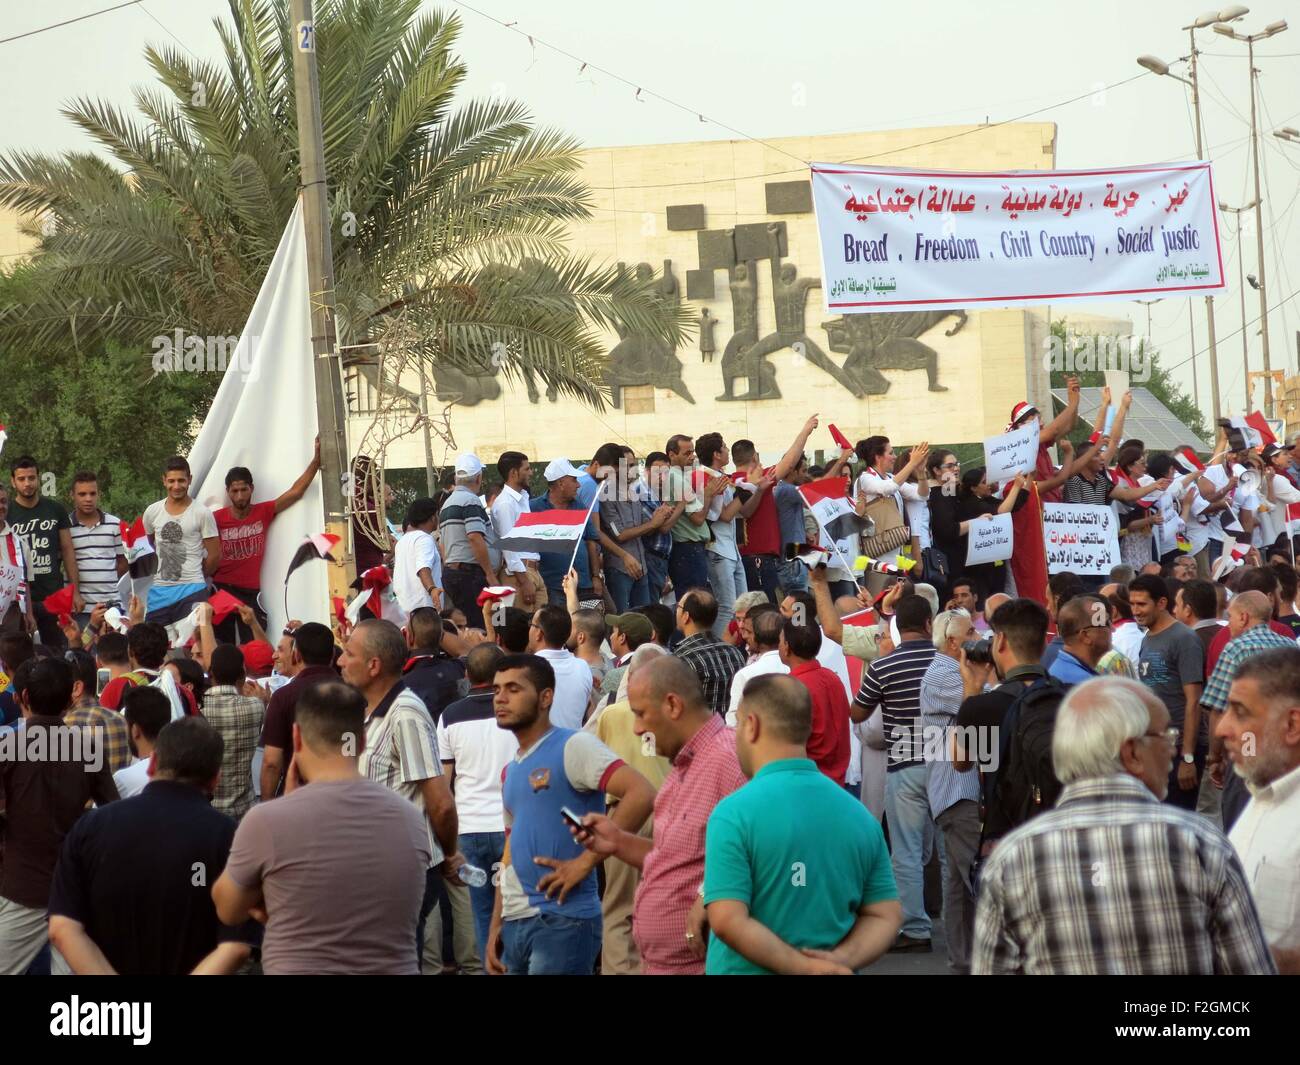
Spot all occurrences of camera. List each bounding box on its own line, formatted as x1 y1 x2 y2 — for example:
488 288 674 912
961 638 993 665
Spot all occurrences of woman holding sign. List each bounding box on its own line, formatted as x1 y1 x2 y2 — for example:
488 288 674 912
853 436 929 593
954 469 1029 605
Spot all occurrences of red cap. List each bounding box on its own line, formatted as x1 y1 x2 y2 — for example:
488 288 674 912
240 639 275 677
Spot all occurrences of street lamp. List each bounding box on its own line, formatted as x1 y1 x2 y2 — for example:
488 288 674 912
1213 15 1287 413
1219 199 1260 412
1135 10 1236 425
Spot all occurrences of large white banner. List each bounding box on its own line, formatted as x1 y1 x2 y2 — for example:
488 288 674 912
1043 502 1121 576
811 161 1225 314
186 200 328 638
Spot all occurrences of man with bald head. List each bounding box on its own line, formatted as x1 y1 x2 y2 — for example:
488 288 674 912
703 674 902 974
572 653 746 975
1048 596 1112 685
1201 588 1297 831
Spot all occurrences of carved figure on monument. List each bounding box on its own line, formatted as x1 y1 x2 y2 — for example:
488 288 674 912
716 254 772 401
822 309 963 395
698 308 717 362
605 260 695 407
738 224 864 398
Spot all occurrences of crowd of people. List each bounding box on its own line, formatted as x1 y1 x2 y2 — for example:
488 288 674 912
0 385 1297 976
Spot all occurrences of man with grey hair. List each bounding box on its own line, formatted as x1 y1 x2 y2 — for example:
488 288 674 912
1108 563 1137 587
338 618 462 970
1219 646 1300 973
920 608 981 972
973 676 1274 975
575 652 744 975
438 453 499 627
729 590 773 658
726 604 786 726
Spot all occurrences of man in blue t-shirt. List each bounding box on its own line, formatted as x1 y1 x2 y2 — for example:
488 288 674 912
1047 596 1109 685
485 653 654 976
704 673 901 974
530 460 601 607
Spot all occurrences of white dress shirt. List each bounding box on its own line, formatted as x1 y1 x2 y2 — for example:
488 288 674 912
726 648 788 725
393 528 442 613
535 648 593 730
1229 761 1300 954
492 483 539 574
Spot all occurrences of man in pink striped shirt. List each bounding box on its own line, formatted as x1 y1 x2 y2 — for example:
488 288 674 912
571 655 746 974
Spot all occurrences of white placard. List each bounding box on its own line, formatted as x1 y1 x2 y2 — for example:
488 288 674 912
0 559 20 617
966 513 1014 566
1043 502 1121 575
811 160 1225 314
983 424 1039 484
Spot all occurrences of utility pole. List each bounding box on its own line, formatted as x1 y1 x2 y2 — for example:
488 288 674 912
1214 15 1288 415
291 0 355 604
1220 203 1256 411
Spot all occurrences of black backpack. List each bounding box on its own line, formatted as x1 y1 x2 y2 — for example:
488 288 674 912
984 676 1070 839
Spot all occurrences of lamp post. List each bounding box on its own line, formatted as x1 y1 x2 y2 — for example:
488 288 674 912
1135 6 1240 425
1214 14 1288 415
1219 199 1259 411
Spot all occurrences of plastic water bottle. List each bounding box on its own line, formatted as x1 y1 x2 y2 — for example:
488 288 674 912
459 864 489 888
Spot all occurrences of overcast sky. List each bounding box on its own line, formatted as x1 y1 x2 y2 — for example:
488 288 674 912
5 0 1299 419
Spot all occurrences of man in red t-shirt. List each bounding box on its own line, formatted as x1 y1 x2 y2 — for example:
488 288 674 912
212 440 321 643
731 416 820 605
778 613 851 783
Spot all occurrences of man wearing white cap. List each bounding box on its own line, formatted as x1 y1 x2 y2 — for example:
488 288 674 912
531 460 602 608
438 455 498 627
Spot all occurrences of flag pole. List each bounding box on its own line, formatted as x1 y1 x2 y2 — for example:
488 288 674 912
566 490 603 578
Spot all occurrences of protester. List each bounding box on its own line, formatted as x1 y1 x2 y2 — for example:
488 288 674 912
393 498 443 615
49 717 260 975
1048 595 1111 684
203 644 265 821
1128 574 1206 810
703 674 901 974
211 442 320 642
917 607 981 972
595 611 653 706
853 594 936 951
0 659 118 973
592 443 656 612
214 681 432 974
0 486 37 639
973 676 1274 975
259 621 337 800
726 604 786 724
62 649 131 775
401 607 467 724
673 589 747 719
953 468 1028 602
663 434 721 599
66 471 126 627
438 455 499 627
1219 648 1300 973
141 456 220 626
114 686 171 799
485 654 655 975
7 456 82 649
853 436 930 580
491 451 543 610
693 433 750 635
779 615 850 784
566 606 610 698
338 619 461 968
525 603 593 729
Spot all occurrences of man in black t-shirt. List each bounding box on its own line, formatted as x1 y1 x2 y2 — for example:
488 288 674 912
953 598 1049 823
48 717 261 975
7 456 81 650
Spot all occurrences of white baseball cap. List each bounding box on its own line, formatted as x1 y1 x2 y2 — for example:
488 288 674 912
455 453 484 477
543 458 584 482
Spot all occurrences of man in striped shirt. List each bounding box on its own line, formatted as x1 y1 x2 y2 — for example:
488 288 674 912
67 472 126 624
919 608 982 972
853 594 936 952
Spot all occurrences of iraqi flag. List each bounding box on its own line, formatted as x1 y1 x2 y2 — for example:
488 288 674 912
121 517 154 563
799 477 865 544
284 533 341 584
1227 413 1275 450
1172 447 1204 476
497 508 591 555
1286 502 1300 537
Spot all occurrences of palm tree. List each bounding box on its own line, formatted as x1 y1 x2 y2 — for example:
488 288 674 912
0 0 689 413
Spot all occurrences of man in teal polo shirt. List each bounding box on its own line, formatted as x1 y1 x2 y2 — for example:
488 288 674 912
703 673 901 974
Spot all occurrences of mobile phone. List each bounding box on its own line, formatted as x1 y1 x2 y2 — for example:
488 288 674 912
560 806 588 835
96 669 111 696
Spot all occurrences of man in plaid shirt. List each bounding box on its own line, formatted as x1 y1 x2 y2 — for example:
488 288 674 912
673 590 747 718
62 651 132 775
203 644 266 821
974 676 1274 975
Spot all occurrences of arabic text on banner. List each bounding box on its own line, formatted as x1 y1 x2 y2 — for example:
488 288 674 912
966 513 1014 567
983 424 1039 484
810 162 1225 314
1042 502 1121 576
